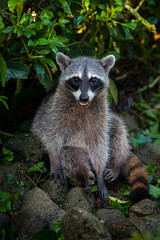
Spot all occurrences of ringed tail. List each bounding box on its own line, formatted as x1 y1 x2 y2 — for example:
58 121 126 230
123 154 149 203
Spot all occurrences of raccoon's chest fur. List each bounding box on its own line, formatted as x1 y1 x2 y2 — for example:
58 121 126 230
59 102 108 149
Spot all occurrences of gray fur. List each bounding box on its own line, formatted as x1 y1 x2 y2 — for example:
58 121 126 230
31 53 129 206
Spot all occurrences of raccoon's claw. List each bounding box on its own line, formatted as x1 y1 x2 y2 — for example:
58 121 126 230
85 174 95 193
103 168 115 182
50 171 68 185
99 188 109 207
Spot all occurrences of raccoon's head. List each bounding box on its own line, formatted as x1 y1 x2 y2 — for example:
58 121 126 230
56 53 115 107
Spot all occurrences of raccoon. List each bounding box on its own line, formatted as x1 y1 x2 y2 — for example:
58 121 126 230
31 53 149 206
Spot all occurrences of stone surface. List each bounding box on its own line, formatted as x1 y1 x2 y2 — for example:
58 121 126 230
135 143 160 180
0 213 11 228
41 179 68 207
61 207 112 240
129 199 160 217
131 215 160 235
12 187 65 240
63 187 96 213
135 143 160 165
96 208 138 239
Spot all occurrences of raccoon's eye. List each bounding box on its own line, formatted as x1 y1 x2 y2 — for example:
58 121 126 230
71 77 80 85
90 77 98 84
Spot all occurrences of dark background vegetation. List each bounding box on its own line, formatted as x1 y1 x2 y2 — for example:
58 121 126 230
0 1 160 239
0 0 160 147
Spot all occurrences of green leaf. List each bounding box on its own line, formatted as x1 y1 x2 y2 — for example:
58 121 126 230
110 79 118 105
149 122 159 134
15 79 23 95
149 184 160 198
115 0 122 5
33 62 45 76
2 147 11 155
0 16 4 29
73 16 85 28
35 49 51 55
44 58 57 69
0 98 9 110
119 22 137 30
17 1 23 21
28 229 57 240
20 13 29 24
147 163 155 184
33 62 49 88
59 18 70 25
153 139 160 147
154 104 160 109
0 54 7 86
91 185 98 192
85 0 89 7
35 22 43 30
4 26 13 33
40 11 53 27
37 38 50 46
50 40 64 47
28 39 36 47
8 0 19 13
50 45 58 54
58 0 71 14
6 62 30 80
37 162 44 168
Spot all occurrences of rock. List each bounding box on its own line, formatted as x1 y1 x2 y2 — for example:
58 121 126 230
41 179 68 207
96 208 139 239
135 143 160 180
96 208 125 223
135 143 160 164
63 187 96 213
130 215 160 235
61 207 112 240
145 215 160 234
1 134 44 163
12 187 65 240
129 199 160 217
0 213 11 228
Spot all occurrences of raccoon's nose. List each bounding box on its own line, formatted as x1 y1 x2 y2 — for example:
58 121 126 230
79 94 89 102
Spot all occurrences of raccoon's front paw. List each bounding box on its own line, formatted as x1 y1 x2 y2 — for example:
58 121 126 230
103 168 116 182
99 187 109 207
85 173 95 193
50 169 68 185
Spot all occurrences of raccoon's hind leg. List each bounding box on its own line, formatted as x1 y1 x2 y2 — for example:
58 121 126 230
104 114 130 183
60 145 95 192
123 154 149 203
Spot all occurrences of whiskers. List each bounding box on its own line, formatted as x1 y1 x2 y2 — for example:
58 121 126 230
94 86 103 93
65 83 75 92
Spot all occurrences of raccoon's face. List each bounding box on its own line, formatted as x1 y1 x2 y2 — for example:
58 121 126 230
56 53 115 107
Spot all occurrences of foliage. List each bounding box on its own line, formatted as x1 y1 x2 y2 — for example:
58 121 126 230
27 161 47 173
28 222 64 240
147 163 160 199
131 99 160 147
1 147 14 164
129 132 152 148
0 228 19 240
0 191 18 213
0 0 158 97
128 229 160 240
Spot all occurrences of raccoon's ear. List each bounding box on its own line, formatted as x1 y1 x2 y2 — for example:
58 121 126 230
56 52 71 71
100 55 115 73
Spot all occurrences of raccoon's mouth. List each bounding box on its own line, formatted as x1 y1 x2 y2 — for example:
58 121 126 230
78 101 90 108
